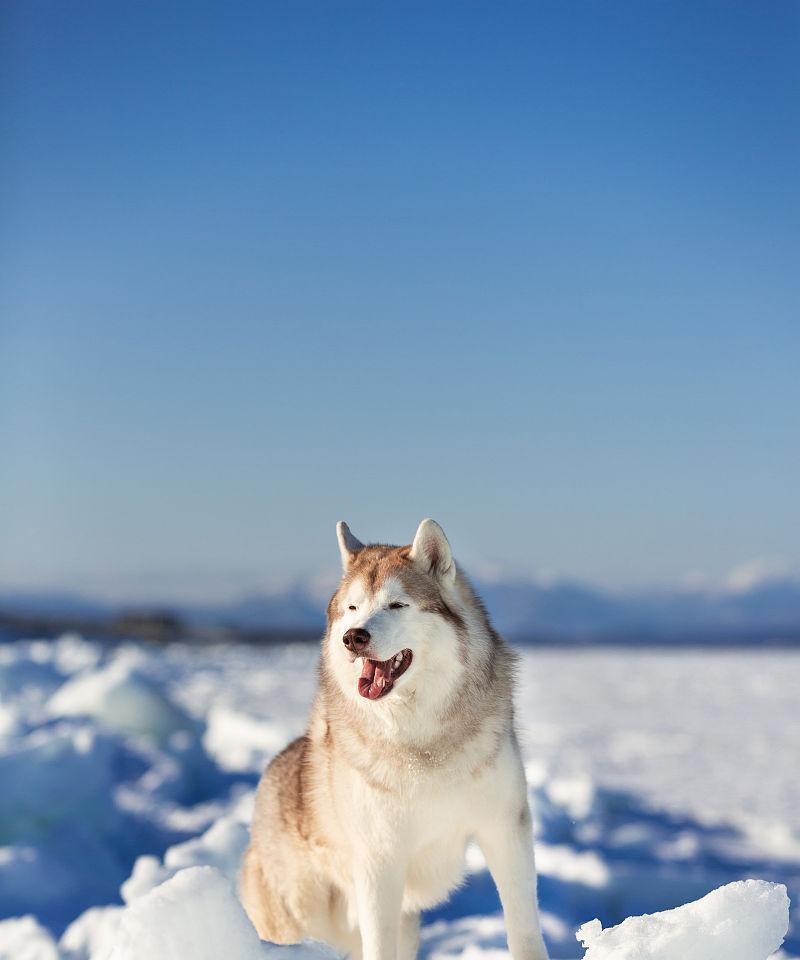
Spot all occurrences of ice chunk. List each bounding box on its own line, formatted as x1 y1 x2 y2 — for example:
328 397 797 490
0 915 59 960
119 855 171 905
0 727 136 927
47 655 194 745
51 633 102 676
163 817 249 883
576 879 789 960
0 727 118 839
59 904 124 960
546 776 596 821
0 718 219 929
0 704 20 741
203 704 291 772
121 815 249 902
107 865 266 960
535 843 609 888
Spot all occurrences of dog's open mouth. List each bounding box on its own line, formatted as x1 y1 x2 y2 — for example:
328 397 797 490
357 650 413 700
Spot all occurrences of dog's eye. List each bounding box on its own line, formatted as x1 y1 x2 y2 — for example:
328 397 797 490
388 602 408 610
348 605 357 611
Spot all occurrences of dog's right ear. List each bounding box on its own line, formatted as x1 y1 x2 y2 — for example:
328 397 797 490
336 521 364 572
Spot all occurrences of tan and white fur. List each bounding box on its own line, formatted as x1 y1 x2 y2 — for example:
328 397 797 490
240 519 549 960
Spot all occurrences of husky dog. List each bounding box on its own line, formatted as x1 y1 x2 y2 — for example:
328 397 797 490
240 520 549 960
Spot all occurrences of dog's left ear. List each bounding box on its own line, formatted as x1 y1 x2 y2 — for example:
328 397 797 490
336 521 364 572
409 519 456 585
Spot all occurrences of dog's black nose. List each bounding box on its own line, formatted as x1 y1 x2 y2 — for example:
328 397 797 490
343 628 370 653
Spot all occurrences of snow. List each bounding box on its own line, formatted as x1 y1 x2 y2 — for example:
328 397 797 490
47 652 195 746
107 866 266 960
120 815 249 903
0 915 59 960
203 704 291 773
0 634 798 959
576 879 789 960
60 905 124 960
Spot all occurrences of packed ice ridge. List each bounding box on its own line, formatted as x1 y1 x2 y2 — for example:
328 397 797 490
576 879 788 960
1 870 788 960
0 634 797 959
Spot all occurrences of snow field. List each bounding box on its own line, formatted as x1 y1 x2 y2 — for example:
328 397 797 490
0 634 797 959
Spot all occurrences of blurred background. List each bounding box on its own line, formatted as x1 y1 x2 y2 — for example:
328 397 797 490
1 2 799 958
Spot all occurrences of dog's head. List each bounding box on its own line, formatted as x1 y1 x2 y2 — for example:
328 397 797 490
323 519 473 715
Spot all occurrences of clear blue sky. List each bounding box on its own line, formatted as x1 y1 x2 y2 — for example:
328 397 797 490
1 1 798 600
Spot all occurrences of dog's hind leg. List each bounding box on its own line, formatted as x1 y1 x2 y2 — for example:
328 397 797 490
239 844 272 940
310 884 362 960
239 844 304 944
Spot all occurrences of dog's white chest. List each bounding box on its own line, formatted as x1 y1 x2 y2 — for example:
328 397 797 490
390 779 481 912
403 826 472 911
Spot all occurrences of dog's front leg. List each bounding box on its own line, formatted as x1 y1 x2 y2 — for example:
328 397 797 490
476 803 549 960
398 910 420 960
353 862 405 960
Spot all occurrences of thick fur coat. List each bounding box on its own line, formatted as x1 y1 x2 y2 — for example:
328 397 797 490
240 520 548 960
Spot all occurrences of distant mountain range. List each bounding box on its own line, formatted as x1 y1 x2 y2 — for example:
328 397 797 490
3 575 800 645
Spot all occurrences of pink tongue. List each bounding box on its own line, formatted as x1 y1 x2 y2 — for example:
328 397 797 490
359 660 376 681
358 658 392 699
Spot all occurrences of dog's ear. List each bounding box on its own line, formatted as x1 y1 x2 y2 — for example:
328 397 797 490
336 521 364 572
409 519 455 585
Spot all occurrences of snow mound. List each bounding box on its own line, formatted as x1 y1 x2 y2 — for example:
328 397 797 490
49 634 102 676
107 866 266 960
203 704 291 773
47 655 194 745
59 904 124 960
576 879 789 960
535 843 609 889
121 815 249 903
0 915 59 960
0 703 21 741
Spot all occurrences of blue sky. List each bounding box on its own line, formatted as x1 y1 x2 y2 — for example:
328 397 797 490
1 1 798 599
